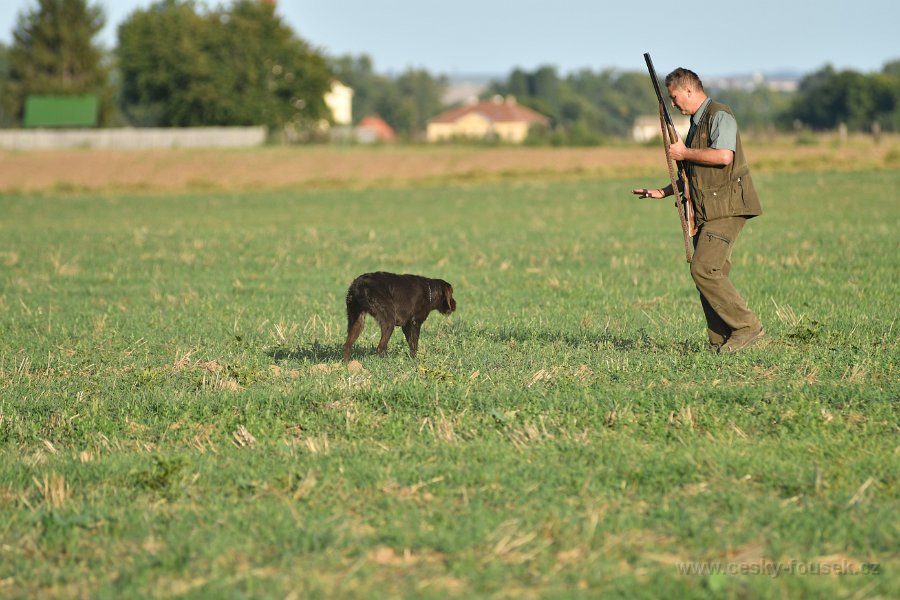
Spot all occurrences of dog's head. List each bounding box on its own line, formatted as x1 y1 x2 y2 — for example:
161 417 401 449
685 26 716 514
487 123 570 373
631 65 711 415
437 280 456 315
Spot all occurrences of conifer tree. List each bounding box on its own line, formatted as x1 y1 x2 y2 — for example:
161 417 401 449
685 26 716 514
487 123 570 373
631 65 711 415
5 0 109 124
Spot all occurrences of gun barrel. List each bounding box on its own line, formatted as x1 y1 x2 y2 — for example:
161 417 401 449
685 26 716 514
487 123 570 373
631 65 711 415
644 53 674 128
643 52 697 261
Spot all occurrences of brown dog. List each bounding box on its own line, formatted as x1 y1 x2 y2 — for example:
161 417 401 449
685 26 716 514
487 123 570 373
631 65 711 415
342 272 456 360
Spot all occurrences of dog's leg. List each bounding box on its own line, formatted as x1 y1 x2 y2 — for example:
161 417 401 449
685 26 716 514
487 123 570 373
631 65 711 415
343 307 366 362
402 321 421 358
375 319 395 356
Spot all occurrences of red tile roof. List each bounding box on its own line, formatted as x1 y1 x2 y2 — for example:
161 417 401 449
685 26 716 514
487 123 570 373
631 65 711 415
429 97 549 125
357 115 396 141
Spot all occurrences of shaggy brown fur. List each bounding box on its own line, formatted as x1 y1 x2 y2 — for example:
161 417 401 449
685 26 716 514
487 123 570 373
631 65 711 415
342 272 456 361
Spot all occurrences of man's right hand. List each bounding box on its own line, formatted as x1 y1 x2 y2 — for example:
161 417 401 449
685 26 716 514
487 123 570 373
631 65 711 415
632 188 663 199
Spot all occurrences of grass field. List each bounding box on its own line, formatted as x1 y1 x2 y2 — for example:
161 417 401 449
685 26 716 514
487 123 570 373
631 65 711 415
0 151 898 597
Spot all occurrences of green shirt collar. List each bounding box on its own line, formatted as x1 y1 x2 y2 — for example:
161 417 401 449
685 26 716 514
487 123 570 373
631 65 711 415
692 97 712 127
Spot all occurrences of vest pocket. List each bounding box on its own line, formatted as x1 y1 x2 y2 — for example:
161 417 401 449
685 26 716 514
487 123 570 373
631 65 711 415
695 182 731 221
731 177 748 214
697 178 750 220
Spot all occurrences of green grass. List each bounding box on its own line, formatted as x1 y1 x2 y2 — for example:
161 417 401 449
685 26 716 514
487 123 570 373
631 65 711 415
0 169 897 598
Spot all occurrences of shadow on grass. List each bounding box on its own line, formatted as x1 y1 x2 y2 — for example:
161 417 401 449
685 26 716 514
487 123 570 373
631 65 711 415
267 341 346 363
268 327 706 363
265 336 424 363
468 323 702 353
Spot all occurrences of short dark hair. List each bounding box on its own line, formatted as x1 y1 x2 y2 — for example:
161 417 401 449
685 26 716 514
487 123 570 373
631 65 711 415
665 68 704 92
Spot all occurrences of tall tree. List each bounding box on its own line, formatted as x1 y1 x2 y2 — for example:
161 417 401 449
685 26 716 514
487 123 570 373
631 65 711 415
394 68 447 136
532 66 561 114
784 65 899 131
118 0 331 129
507 68 529 99
116 0 209 126
329 54 379 123
0 43 13 126
716 86 792 131
328 54 446 137
4 0 109 124
881 59 900 78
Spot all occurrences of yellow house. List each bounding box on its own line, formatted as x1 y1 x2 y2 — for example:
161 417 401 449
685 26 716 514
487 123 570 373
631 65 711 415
427 96 549 143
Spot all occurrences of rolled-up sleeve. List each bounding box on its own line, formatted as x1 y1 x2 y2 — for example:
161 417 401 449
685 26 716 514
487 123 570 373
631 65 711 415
709 111 737 151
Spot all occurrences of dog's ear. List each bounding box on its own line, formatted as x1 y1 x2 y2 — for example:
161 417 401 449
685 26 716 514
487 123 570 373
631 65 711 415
442 283 456 314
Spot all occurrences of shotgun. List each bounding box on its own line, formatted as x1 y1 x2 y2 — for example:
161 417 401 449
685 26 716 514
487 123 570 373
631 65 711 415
643 52 697 263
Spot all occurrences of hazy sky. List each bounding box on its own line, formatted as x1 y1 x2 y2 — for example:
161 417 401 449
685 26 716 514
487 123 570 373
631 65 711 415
2 0 898 78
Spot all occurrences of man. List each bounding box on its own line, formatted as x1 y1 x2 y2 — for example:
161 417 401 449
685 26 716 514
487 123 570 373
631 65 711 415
632 67 764 353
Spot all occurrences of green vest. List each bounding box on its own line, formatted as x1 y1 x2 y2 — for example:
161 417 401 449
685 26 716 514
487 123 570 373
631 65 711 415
688 100 762 223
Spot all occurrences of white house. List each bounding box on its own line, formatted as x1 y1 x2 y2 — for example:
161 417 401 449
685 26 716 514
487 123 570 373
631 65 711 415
632 114 690 143
324 81 353 126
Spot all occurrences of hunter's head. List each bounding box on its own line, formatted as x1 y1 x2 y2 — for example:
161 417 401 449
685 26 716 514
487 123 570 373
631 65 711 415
665 68 707 116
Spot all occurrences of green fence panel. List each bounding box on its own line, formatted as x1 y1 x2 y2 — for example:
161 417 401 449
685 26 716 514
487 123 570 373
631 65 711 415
23 95 99 128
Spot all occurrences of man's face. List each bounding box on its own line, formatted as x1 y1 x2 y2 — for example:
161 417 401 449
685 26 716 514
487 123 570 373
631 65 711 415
667 84 694 116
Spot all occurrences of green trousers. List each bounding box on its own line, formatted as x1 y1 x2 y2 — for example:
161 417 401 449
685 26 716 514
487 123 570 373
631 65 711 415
691 217 762 346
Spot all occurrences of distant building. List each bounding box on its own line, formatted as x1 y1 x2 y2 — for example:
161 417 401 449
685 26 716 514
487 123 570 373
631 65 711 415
442 80 490 106
632 114 690 143
704 71 800 93
355 115 396 143
324 81 353 126
427 96 549 143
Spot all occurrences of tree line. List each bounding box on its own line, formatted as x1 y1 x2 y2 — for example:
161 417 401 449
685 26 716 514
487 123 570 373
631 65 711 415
2 0 899 142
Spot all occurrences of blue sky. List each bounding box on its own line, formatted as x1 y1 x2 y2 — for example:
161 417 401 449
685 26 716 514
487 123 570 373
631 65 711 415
2 0 898 78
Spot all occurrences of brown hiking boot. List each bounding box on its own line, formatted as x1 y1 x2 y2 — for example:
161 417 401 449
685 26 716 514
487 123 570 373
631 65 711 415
707 333 727 353
719 326 765 353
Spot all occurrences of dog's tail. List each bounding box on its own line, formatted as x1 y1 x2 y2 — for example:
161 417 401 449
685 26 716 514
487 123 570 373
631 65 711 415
343 282 369 361
345 282 368 333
